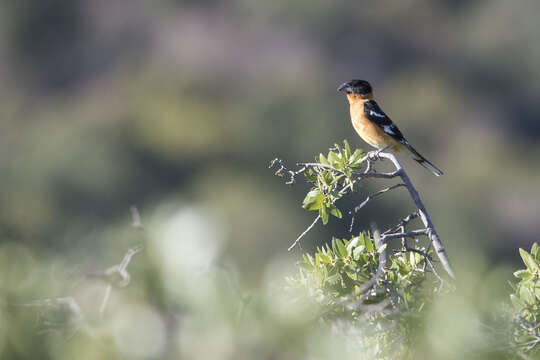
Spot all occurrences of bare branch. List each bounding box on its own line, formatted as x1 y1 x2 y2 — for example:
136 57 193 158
381 229 429 241
21 297 89 337
99 285 112 319
376 153 455 279
351 183 406 214
269 158 305 185
383 211 420 235
288 216 320 251
87 245 143 288
87 245 143 318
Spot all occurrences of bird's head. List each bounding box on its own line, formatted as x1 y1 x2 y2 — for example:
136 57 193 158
337 79 373 100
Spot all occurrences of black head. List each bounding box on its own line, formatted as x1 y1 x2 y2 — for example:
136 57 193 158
337 79 372 95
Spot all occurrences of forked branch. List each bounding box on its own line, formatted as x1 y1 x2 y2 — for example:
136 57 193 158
270 149 455 279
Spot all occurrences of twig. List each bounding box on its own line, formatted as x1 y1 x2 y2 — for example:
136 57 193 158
86 245 143 318
383 211 420 235
20 297 91 337
288 216 320 251
297 162 400 180
358 232 387 295
269 158 306 185
351 183 406 214
99 285 112 320
381 229 429 241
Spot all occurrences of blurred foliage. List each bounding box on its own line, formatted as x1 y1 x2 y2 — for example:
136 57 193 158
510 243 540 356
288 234 436 359
0 0 540 358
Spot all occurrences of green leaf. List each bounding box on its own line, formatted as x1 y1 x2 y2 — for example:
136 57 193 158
349 149 365 166
302 189 324 211
409 251 416 267
514 269 533 280
329 205 342 219
533 242 540 262
347 236 359 251
319 153 329 165
365 234 374 253
519 285 535 305
318 252 332 264
340 271 356 293
343 140 351 158
304 169 316 182
326 273 340 285
330 174 344 185
335 239 348 258
327 151 342 167
519 248 538 273
323 171 334 185
352 245 366 260
320 205 329 225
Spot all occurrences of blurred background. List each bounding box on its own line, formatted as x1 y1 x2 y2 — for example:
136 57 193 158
1 0 539 358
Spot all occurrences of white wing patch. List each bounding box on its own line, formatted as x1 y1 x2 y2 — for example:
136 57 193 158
383 125 396 135
369 110 386 118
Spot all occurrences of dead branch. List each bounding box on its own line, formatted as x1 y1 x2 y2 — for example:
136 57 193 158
376 152 454 279
351 183 406 213
288 215 320 251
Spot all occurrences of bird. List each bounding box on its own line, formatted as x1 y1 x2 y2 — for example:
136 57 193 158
337 79 443 176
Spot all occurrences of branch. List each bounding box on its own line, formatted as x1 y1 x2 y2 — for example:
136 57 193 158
357 233 388 295
381 229 429 241
350 183 406 216
377 152 455 279
271 150 454 279
383 211 420 235
90 245 143 318
288 216 320 251
20 296 93 337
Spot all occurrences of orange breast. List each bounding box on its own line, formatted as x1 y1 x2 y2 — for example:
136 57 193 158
349 102 401 151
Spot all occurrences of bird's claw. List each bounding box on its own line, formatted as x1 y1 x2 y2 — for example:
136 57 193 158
367 150 382 161
367 146 390 161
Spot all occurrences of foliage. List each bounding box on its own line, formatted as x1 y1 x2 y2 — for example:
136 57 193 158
301 140 365 224
288 233 438 358
510 243 540 355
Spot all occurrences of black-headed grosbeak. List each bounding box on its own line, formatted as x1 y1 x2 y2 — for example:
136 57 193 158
338 79 443 176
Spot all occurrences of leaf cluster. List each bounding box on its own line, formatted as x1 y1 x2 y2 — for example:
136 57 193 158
287 233 440 358
302 140 365 224
510 243 540 353
289 233 434 321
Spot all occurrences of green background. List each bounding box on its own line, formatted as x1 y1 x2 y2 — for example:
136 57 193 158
0 1 539 358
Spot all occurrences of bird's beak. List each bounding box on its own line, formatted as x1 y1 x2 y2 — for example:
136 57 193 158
337 82 351 92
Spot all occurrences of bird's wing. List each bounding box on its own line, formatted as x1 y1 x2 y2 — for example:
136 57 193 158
363 100 406 143
364 100 443 176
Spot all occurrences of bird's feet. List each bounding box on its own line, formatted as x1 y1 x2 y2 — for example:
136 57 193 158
367 150 381 161
367 145 391 161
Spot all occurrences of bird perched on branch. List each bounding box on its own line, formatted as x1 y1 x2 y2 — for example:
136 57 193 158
338 79 443 176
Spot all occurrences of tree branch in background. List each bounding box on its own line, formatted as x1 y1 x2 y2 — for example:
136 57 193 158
88 245 143 318
288 215 320 251
21 207 146 334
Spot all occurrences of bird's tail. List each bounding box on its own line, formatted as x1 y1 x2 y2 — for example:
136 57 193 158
402 141 443 176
